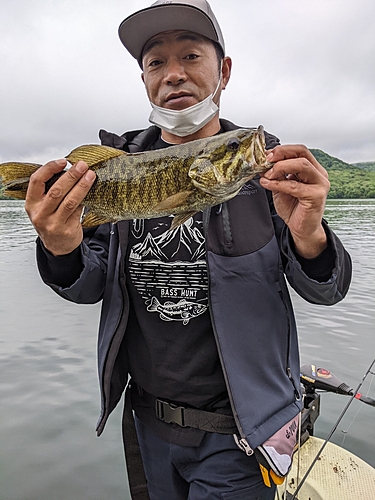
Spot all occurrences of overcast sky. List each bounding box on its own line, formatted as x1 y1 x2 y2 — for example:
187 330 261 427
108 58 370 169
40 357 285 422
1 0 374 165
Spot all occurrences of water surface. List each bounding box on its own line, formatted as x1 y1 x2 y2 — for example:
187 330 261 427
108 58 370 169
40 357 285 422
1 199 374 499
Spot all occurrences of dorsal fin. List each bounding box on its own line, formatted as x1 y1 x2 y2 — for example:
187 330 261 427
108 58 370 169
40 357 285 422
65 145 125 167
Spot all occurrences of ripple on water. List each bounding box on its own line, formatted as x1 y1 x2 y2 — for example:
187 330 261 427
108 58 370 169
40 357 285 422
1 199 374 499
0 200 37 251
0 335 128 500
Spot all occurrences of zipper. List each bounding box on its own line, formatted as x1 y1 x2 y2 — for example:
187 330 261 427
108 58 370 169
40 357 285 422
97 268 125 431
287 367 301 401
234 435 254 456
278 288 301 401
97 224 129 433
203 208 249 445
221 202 233 246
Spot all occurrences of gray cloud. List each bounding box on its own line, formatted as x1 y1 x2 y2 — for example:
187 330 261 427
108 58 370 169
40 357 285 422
1 0 374 164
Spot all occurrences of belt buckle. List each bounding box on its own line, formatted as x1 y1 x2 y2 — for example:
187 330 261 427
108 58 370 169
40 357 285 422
155 399 186 427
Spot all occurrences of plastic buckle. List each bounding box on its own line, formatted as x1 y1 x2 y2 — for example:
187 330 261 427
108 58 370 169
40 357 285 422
155 399 186 427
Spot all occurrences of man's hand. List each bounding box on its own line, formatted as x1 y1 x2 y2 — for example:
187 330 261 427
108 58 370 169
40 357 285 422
259 145 330 259
25 159 96 256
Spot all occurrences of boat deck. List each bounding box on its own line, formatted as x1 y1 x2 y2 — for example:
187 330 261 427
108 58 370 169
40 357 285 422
276 436 375 499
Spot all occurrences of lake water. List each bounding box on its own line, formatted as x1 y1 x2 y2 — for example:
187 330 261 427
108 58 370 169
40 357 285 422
1 199 374 500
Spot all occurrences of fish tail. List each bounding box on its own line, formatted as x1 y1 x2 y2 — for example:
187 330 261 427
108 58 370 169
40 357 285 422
0 162 41 199
147 296 160 312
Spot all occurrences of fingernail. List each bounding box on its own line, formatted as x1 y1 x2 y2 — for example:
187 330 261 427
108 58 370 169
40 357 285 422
264 167 273 178
85 170 96 182
56 159 66 166
76 161 88 173
266 152 274 161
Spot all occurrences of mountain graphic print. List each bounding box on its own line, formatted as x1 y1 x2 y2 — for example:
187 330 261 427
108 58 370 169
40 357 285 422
128 215 209 325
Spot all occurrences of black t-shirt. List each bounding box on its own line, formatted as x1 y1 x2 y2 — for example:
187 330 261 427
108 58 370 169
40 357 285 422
125 134 230 445
36 128 335 445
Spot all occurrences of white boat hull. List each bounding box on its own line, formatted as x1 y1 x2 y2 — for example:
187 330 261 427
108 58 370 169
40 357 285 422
276 436 375 499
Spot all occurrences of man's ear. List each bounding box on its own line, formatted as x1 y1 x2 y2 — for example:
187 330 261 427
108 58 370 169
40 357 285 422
222 56 232 89
141 73 145 84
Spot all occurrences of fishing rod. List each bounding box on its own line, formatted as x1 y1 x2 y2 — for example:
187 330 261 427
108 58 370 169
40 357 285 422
289 358 375 500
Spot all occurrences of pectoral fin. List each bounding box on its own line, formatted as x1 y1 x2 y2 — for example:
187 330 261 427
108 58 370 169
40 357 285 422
153 190 194 212
81 209 116 227
170 211 197 230
66 145 125 168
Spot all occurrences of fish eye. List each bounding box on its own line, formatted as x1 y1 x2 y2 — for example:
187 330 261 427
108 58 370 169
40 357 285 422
227 138 240 151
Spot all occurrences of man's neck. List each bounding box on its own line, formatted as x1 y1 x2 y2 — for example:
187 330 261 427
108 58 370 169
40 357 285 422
160 117 221 144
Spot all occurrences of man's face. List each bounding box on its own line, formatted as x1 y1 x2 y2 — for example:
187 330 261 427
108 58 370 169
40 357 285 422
141 30 223 111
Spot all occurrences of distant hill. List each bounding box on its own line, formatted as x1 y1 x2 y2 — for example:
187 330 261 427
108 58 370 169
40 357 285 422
352 161 375 172
0 178 9 199
310 149 375 199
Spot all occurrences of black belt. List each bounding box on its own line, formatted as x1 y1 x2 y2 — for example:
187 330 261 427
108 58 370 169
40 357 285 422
122 384 238 500
155 398 238 433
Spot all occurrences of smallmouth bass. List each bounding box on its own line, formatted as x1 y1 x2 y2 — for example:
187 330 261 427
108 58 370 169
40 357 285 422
0 126 271 229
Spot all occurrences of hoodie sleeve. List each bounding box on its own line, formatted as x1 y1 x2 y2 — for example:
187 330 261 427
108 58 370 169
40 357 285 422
36 223 111 304
280 220 352 305
266 187 352 304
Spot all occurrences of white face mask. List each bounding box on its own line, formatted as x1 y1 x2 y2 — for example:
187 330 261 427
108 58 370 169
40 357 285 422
148 74 222 138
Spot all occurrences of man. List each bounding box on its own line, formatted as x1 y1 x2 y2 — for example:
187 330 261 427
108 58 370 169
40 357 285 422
25 1 352 499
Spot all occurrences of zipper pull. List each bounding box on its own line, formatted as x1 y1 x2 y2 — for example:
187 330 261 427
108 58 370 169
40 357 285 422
233 435 254 456
287 367 301 401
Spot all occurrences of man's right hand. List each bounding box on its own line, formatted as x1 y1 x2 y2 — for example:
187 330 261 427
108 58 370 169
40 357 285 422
25 159 96 256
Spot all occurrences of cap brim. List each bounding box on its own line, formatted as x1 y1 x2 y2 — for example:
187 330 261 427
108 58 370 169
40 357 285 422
119 4 221 64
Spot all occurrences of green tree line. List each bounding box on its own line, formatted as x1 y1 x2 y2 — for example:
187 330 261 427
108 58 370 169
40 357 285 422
0 178 9 199
310 149 375 198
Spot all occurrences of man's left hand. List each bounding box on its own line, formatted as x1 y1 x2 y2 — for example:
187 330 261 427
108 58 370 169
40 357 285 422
259 144 330 259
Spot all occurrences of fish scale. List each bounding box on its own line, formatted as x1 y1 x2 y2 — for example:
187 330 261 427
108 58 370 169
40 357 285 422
0 126 271 229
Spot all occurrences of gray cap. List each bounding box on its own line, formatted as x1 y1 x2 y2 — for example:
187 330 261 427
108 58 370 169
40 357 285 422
118 0 225 65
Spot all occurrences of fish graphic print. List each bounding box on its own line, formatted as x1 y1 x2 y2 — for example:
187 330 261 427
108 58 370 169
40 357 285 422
147 297 207 325
128 214 209 325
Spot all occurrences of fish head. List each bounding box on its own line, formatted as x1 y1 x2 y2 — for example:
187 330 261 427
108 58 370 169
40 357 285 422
188 126 272 197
